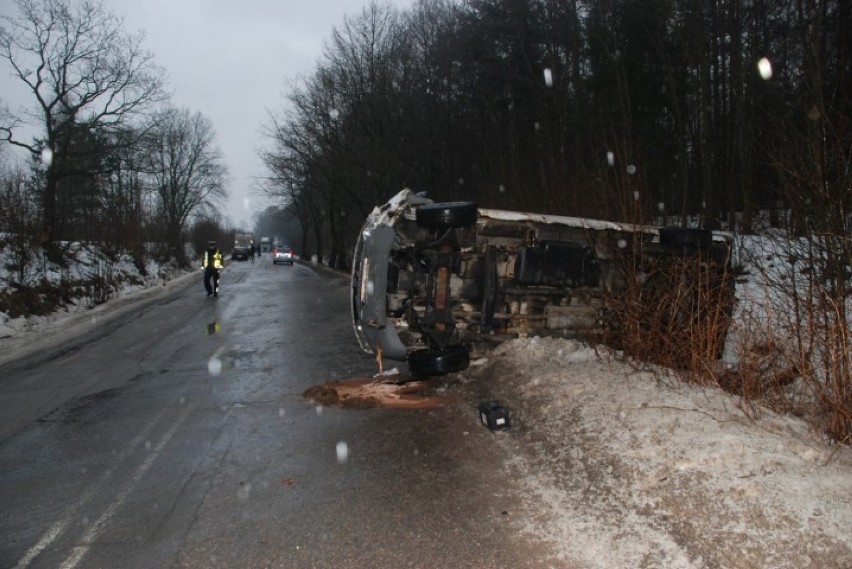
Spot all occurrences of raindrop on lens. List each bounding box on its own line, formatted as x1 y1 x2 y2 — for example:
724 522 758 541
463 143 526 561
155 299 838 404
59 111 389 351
336 441 349 464
617 239 628 249
626 164 637 175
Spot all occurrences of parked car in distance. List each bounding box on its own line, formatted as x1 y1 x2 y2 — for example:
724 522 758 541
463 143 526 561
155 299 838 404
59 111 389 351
351 189 734 379
273 245 294 265
231 246 250 261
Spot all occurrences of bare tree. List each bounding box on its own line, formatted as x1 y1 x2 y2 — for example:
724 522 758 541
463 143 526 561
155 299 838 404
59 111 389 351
144 107 228 263
0 0 165 256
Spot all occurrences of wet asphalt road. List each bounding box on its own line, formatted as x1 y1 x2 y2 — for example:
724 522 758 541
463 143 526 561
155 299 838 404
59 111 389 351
0 259 554 568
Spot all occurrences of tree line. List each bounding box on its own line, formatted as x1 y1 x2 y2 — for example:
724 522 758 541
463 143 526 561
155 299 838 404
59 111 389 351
0 0 229 268
262 0 850 268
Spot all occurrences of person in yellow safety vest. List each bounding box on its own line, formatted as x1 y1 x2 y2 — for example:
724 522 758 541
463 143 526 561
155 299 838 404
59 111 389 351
201 240 223 297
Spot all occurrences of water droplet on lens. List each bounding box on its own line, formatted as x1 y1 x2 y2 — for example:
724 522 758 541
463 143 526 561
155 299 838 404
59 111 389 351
336 441 349 464
757 57 772 80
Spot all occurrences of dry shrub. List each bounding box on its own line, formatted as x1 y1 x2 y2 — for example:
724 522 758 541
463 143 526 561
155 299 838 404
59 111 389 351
758 108 852 443
606 226 851 444
612 251 736 382
727 233 852 443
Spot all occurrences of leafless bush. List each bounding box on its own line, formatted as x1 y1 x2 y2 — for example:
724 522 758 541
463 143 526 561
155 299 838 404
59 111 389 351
745 108 852 444
82 251 118 308
730 232 852 443
608 227 851 444
611 251 736 383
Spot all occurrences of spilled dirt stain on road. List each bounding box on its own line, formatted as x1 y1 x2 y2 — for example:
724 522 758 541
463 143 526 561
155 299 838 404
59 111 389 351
303 378 444 409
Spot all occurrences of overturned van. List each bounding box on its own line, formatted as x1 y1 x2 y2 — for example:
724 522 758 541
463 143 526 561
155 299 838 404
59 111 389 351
351 189 734 378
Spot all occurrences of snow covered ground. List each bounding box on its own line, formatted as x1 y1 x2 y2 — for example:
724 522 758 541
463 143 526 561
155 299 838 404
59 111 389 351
457 337 852 568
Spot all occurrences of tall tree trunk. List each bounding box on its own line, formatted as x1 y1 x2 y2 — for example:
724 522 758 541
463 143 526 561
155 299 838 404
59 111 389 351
695 0 716 228
41 163 58 260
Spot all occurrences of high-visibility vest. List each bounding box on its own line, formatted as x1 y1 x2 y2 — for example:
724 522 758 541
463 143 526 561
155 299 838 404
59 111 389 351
202 249 223 270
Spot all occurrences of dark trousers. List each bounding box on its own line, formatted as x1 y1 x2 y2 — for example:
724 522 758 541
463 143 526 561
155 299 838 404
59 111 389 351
204 269 219 294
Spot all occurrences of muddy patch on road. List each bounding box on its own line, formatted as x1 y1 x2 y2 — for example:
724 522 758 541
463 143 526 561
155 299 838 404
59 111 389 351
303 378 444 409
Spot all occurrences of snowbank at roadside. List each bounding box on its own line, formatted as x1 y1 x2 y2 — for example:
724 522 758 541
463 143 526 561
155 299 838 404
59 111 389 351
460 336 852 569
0 245 197 366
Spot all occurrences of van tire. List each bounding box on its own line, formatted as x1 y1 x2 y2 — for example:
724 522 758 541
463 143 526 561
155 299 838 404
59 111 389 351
407 344 470 377
416 202 478 230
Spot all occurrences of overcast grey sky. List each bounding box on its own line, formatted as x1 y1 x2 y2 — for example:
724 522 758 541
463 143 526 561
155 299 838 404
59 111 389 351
0 0 413 229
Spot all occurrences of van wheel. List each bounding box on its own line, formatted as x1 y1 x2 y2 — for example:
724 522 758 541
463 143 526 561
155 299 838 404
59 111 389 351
416 202 478 230
407 344 470 377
